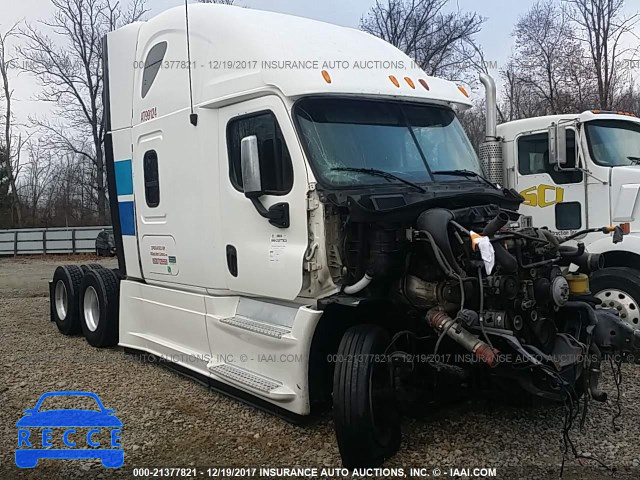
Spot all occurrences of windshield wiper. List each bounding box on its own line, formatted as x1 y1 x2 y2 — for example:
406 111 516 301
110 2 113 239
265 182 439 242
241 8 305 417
627 156 640 164
331 167 426 192
431 169 498 189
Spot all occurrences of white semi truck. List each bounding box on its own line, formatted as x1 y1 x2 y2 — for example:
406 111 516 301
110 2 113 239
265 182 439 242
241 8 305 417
479 74 640 330
49 4 640 467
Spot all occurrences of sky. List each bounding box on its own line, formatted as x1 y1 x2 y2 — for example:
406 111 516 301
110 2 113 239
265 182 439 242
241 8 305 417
2 0 639 129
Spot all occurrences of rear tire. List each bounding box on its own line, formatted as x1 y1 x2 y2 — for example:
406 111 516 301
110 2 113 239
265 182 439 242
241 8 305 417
333 324 401 467
80 264 103 273
79 268 120 347
51 265 84 335
591 267 640 329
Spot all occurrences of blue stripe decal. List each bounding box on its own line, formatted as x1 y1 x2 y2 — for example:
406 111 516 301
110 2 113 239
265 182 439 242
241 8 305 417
118 201 135 236
114 160 133 196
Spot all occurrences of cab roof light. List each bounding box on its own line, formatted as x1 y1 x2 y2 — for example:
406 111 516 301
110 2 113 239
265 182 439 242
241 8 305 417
321 70 332 84
419 79 430 90
404 77 415 89
389 75 400 88
457 85 469 97
591 109 638 117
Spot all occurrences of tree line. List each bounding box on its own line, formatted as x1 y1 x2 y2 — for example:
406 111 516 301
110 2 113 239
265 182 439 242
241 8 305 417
0 0 638 228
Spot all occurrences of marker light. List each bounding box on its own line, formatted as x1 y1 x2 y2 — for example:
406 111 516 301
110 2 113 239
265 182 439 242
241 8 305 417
404 77 415 89
321 70 332 84
457 85 469 97
591 109 638 117
419 79 430 90
389 75 400 88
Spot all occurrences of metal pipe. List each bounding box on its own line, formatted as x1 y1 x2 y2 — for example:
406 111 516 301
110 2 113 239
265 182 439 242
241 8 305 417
479 73 497 139
426 309 500 367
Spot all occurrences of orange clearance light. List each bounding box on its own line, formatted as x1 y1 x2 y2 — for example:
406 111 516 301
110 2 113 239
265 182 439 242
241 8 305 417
404 77 415 89
419 78 430 90
457 85 469 97
321 70 332 84
389 75 400 88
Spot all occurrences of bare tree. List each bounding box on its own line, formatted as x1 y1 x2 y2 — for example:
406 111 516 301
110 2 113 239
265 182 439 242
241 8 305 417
18 0 147 224
511 1 591 114
198 0 235 4
361 0 485 81
0 23 23 226
564 0 640 109
19 139 54 225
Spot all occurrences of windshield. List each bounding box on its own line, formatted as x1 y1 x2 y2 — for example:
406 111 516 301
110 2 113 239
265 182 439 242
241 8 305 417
585 120 640 167
294 98 482 188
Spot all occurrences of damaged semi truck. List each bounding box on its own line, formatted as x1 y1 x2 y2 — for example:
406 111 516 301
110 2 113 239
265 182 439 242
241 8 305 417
49 4 640 467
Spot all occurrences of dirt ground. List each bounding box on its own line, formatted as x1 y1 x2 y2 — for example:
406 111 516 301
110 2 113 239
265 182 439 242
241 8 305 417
1 256 640 480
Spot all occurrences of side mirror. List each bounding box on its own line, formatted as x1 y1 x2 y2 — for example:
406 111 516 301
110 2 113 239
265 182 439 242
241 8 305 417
240 135 263 198
548 123 567 166
239 135 290 229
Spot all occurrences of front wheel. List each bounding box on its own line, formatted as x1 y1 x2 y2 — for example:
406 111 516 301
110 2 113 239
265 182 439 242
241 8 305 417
333 325 401 467
591 267 640 330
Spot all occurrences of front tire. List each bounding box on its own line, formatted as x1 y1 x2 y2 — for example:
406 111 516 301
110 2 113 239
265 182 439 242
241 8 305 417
333 325 401 467
79 268 120 347
591 267 640 329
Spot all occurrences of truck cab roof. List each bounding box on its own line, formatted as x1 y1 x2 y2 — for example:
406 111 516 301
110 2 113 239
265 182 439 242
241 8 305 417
105 4 472 131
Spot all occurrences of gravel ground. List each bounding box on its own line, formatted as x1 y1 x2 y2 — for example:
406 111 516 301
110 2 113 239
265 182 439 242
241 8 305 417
1 256 640 480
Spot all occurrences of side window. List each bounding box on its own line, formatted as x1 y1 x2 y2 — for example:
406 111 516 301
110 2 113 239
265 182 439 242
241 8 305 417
141 42 167 98
556 202 582 230
227 111 294 195
517 130 583 184
143 150 160 208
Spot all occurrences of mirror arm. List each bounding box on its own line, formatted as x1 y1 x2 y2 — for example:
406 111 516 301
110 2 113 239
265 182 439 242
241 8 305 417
250 198 290 228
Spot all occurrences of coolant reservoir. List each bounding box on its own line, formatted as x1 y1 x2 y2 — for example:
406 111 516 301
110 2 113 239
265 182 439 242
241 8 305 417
565 273 590 295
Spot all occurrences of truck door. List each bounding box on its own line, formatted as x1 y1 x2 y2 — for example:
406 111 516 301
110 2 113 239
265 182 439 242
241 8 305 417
218 96 309 301
514 129 585 234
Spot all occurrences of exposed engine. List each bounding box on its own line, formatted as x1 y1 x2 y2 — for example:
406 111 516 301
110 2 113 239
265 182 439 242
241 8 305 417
330 202 640 400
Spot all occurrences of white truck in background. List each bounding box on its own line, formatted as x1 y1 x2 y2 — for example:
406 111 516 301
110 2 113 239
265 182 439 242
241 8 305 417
479 73 640 330
47 4 640 468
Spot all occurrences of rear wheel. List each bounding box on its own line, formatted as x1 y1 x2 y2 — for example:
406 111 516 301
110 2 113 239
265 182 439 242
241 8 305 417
51 265 84 335
81 264 103 273
591 267 640 330
333 325 401 467
79 268 120 347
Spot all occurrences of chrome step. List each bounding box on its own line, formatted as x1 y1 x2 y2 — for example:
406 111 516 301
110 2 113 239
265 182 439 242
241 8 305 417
220 315 292 339
208 363 295 399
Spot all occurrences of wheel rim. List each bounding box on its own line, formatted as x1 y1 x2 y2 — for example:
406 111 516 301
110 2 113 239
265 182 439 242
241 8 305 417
368 357 396 444
54 280 68 320
595 288 640 330
83 286 100 332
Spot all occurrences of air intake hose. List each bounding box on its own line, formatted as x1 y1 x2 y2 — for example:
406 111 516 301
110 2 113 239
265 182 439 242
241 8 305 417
416 209 463 275
558 245 604 273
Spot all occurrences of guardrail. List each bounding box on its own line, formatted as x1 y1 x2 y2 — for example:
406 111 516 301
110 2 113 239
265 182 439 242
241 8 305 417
0 226 111 256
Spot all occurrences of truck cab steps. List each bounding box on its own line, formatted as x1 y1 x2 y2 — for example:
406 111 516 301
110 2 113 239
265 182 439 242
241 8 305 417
208 363 295 400
219 315 292 339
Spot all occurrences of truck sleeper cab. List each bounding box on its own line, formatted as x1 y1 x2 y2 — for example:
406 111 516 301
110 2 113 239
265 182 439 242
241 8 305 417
48 5 640 468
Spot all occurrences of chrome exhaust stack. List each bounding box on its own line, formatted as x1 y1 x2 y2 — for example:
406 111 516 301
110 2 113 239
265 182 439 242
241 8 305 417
479 73 503 186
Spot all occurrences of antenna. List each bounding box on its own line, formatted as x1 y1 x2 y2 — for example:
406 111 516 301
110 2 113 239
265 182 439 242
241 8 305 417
185 0 198 126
